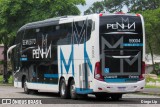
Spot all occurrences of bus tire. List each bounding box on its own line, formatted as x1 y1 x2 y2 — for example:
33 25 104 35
111 94 122 101
23 78 30 94
69 79 77 99
60 79 69 99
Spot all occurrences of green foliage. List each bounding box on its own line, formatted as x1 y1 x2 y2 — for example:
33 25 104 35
84 1 104 15
0 0 85 36
0 0 85 83
0 0 85 51
0 75 13 84
145 85 160 88
104 0 124 12
145 74 160 84
0 75 2 83
145 75 156 83
141 8 160 54
85 0 160 14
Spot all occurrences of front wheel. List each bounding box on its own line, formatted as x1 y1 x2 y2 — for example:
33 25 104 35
23 78 30 94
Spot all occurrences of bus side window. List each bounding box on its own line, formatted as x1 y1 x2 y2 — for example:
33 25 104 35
73 20 92 44
22 29 37 61
56 23 71 45
23 29 37 47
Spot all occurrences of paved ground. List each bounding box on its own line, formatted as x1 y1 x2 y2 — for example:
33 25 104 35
0 86 160 107
141 88 160 95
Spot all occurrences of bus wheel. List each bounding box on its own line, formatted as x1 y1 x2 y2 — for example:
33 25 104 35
23 78 30 94
60 79 68 99
111 94 122 101
70 79 77 99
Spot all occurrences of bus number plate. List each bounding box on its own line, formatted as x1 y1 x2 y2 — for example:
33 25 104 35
118 87 126 91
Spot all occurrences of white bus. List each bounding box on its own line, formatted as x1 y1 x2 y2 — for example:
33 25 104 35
8 13 145 100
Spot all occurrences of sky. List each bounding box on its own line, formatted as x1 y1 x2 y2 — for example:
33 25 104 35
77 0 128 15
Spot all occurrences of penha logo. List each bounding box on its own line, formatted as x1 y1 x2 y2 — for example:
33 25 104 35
107 17 135 32
32 34 51 59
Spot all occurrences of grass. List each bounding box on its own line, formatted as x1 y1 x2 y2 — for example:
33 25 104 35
0 75 2 83
145 85 160 88
0 75 13 85
145 74 160 83
145 74 160 88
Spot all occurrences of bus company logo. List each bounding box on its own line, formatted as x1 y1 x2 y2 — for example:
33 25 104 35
107 17 136 32
32 34 51 59
23 39 36 46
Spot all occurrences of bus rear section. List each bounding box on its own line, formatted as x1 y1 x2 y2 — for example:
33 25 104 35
94 14 145 96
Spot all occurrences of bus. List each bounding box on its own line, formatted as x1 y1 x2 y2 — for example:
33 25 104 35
8 13 145 100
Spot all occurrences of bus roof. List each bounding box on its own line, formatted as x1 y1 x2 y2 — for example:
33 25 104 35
18 13 141 32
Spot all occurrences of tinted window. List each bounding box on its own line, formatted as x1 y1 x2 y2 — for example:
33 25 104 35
13 30 24 71
15 31 24 44
73 20 92 44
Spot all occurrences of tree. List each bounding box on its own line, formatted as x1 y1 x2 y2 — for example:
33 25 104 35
141 8 160 74
0 0 85 83
84 1 105 15
85 0 160 14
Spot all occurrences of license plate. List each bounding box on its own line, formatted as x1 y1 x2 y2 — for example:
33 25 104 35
118 87 126 91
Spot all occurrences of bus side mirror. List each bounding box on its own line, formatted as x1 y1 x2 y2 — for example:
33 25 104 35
7 45 17 60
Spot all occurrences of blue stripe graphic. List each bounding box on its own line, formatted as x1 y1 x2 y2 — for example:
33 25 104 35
60 45 74 76
104 78 139 83
20 58 28 61
28 82 58 85
84 42 92 73
76 88 93 94
44 74 58 78
123 43 143 47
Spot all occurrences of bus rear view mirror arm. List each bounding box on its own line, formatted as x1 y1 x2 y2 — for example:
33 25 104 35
13 67 20 76
7 44 17 60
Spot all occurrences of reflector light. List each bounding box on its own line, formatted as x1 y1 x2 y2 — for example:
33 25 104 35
136 14 141 17
98 87 103 90
116 12 124 14
99 13 103 17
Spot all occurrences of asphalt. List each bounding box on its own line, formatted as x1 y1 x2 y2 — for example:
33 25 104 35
0 84 159 96
139 88 160 96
